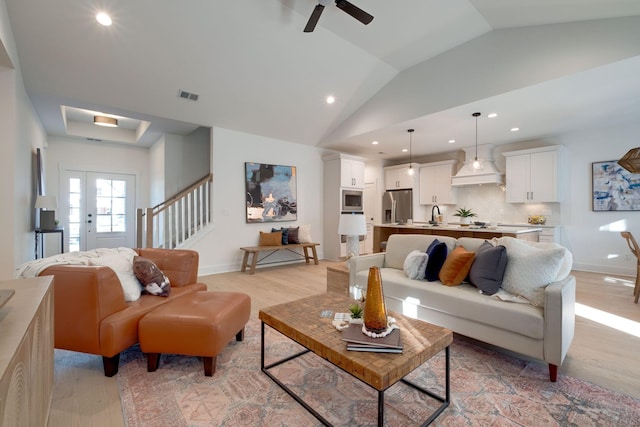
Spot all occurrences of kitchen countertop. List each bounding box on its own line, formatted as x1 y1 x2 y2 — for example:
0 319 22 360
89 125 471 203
375 223 543 234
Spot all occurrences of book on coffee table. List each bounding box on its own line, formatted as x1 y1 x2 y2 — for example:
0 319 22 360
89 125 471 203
346 344 403 353
342 324 403 352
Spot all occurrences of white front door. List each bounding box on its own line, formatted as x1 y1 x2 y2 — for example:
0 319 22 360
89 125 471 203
62 170 136 252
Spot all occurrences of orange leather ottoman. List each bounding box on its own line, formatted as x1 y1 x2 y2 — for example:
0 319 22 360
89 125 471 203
138 291 251 376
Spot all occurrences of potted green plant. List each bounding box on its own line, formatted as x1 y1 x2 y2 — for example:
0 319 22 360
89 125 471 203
453 207 477 226
349 302 364 324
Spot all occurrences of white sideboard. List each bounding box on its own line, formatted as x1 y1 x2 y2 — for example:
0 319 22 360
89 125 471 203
0 276 54 427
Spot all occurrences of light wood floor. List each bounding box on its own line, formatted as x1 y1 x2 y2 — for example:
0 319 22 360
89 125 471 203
47 262 640 427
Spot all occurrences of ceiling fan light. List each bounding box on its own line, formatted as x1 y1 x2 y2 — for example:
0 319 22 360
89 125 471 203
94 116 118 127
618 147 640 174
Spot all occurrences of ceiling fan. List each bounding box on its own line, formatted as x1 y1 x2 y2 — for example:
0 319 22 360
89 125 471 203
304 0 374 33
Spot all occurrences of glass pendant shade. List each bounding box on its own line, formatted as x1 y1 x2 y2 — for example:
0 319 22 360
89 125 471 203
363 266 388 333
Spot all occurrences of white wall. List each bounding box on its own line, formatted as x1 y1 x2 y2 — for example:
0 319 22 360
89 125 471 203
188 127 324 274
0 0 47 276
149 135 165 207
552 121 640 275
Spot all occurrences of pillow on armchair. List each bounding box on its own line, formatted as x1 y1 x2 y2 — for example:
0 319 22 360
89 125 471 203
133 256 171 297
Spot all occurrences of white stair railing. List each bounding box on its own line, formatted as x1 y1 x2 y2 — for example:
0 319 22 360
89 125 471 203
136 173 212 248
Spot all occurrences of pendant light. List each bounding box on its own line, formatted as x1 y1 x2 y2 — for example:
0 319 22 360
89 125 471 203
618 147 640 173
407 128 415 176
472 112 481 169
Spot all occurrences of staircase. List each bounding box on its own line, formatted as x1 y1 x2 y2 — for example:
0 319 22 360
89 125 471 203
136 173 213 248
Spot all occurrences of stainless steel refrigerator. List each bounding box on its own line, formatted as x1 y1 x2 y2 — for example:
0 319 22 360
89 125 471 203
383 189 413 224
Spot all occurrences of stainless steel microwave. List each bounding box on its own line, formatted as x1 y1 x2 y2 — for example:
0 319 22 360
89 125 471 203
342 189 363 212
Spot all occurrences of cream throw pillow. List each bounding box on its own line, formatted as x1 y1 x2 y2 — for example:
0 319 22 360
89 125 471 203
496 237 569 307
298 224 313 243
403 250 429 280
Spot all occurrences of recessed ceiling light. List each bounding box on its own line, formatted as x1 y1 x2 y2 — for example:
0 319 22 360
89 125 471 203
96 12 112 26
94 116 118 127
448 139 456 144
326 95 335 104
402 148 408 153
510 127 520 132
488 113 498 118
371 141 379 145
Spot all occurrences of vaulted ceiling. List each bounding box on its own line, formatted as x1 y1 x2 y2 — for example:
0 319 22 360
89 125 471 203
5 0 640 161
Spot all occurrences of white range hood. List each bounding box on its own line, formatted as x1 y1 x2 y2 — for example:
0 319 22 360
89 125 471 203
451 144 504 186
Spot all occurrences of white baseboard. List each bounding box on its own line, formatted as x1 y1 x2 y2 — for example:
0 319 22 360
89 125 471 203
571 263 635 277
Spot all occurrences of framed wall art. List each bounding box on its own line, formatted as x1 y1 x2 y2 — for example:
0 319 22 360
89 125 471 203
245 162 297 223
592 160 640 211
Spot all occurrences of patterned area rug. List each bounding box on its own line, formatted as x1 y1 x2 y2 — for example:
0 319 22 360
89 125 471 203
117 319 639 426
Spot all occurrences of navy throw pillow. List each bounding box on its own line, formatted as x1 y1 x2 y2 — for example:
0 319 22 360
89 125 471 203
425 239 448 281
469 241 508 295
272 227 289 245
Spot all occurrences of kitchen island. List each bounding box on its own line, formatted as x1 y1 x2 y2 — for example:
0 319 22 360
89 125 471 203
373 223 541 253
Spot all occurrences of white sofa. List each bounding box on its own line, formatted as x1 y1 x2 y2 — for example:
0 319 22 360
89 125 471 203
348 233 575 382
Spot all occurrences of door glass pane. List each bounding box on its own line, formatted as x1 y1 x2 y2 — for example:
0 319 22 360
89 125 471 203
94 179 127 233
68 178 82 252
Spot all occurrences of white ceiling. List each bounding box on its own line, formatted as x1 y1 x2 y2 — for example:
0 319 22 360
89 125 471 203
5 0 640 160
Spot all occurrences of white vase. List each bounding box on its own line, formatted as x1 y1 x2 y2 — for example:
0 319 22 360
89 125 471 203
460 217 471 225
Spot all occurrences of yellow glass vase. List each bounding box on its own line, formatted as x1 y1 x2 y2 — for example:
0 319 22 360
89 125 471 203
363 266 388 334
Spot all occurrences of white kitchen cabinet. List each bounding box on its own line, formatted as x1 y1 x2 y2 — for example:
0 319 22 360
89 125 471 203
322 153 367 260
419 160 458 205
340 158 365 189
384 164 417 190
503 146 561 203
539 226 560 243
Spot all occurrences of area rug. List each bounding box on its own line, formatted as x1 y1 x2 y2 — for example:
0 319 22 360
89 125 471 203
117 319 639 426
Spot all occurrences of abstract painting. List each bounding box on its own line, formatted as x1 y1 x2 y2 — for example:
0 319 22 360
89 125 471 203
245 162 297 222
592 160 640 211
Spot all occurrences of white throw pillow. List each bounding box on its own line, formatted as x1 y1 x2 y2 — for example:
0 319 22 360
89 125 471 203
496 237 568 307
90 253 142 302
403 250 429 280
298 224 313 243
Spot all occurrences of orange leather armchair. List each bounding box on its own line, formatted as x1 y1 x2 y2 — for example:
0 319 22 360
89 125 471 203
40 248 207 376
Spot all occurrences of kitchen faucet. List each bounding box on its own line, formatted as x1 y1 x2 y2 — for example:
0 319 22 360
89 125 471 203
431 205 441 223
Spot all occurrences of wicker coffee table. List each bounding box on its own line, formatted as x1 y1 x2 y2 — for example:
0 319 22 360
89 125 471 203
259 293 453 426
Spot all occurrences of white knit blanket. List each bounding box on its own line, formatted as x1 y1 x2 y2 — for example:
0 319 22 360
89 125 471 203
15 247 137 279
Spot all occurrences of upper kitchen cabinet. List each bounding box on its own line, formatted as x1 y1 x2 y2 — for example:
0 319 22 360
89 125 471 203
419 160 458 205
503 146 562 203
340 157 365 189
384 163 418 190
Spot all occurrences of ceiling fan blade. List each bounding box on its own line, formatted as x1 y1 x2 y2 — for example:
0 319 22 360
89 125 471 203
304 4 325 32
335 0 373 25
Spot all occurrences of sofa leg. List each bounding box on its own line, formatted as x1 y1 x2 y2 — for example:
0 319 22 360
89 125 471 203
203 356 217 376
236 327 245 342
146 353 161 372
102 354 120 377
549 363 558 382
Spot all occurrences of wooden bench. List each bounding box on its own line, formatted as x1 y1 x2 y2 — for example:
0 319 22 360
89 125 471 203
239 243 320 274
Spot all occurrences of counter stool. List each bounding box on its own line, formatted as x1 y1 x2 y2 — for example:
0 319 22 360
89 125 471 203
138 291 251 376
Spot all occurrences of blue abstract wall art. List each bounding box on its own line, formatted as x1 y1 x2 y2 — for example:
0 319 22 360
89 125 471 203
592 161 640 211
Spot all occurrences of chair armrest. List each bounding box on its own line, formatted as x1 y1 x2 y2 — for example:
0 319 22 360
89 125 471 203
543 275 576 366
136 248 199 287
347 253 386 287
40 265 128 354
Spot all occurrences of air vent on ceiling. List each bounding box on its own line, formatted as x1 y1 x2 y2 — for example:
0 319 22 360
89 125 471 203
178 89 199 101
86 137 102 142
